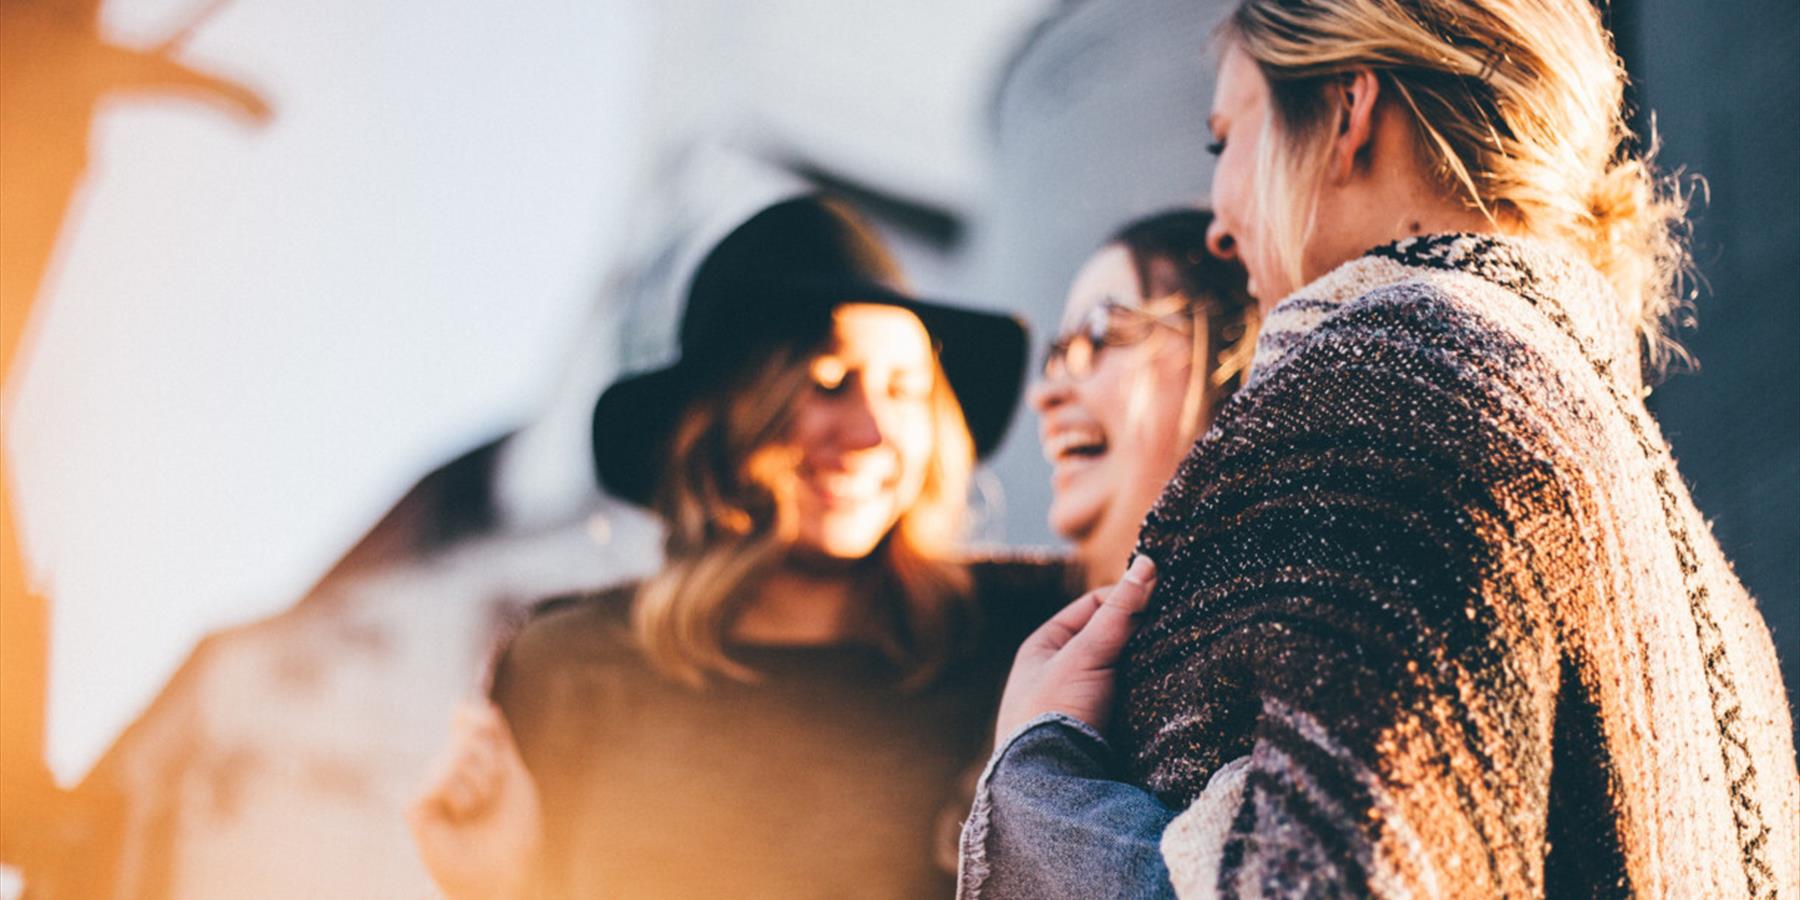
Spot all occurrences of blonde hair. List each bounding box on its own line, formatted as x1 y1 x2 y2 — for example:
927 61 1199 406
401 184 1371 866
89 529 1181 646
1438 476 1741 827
1223 0 1694 370
633 340 976 690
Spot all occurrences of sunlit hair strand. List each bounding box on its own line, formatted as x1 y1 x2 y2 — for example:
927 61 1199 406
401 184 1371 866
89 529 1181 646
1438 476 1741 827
1221 0 1695 372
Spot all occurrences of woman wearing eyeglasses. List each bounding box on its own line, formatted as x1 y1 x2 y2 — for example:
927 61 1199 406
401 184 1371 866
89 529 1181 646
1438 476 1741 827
1032 210 1258 591
962 0 1798 895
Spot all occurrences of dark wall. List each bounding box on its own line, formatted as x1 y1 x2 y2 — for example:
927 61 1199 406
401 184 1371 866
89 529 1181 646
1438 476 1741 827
1623 0 1800 710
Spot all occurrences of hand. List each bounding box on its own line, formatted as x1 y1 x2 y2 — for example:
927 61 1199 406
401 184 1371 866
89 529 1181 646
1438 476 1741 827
407 702 542 900
993 555 1157 747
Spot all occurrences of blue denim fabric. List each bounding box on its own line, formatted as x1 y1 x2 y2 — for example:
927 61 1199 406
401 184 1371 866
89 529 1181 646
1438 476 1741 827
957 713 1178 899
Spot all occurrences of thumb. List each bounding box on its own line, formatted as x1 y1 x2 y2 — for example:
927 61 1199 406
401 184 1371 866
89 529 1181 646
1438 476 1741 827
1065 555 1156 668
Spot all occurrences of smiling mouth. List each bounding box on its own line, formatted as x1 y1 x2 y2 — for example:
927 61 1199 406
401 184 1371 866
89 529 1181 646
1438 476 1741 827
1043 428 1109 464
804 469 895 505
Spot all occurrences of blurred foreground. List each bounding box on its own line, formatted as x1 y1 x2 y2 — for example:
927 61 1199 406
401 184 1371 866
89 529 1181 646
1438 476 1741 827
2 0 1794 896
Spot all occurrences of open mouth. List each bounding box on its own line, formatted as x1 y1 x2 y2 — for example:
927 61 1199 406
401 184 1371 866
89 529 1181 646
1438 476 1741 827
1043 428 1109 464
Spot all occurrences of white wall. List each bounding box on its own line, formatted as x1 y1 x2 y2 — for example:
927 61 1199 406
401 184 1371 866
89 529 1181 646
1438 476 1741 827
6 0 651 783
5 0 1053 786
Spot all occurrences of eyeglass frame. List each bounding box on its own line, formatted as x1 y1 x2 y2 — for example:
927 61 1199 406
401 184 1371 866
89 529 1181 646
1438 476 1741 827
1040 295 1196 382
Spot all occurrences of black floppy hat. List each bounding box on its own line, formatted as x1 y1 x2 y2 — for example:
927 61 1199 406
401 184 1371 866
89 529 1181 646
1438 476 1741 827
592 195 1029 506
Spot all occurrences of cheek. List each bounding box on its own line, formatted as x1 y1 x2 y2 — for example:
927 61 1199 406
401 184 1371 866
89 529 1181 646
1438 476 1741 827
1124 354 1196 461
1075 359 1132 427
1214 145 1265 258
889 408 937 484
788 400 829 457
1212 150 1248 222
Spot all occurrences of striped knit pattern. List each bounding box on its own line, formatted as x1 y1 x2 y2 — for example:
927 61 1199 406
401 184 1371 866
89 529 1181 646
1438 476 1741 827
1119 235 1799 898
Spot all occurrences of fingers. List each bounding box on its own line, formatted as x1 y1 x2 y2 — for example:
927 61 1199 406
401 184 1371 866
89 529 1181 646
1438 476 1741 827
413 702 507 824
1104 555 1156 612
1019 587 1108 657
1064 556 1156 669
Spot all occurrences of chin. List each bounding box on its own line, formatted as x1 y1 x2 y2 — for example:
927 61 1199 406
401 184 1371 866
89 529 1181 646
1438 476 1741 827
805 514 897 561
819 541 881 561
1046 502 1100 547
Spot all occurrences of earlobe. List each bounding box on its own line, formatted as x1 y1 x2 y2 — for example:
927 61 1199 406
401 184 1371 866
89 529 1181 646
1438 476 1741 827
1331 69 1381 183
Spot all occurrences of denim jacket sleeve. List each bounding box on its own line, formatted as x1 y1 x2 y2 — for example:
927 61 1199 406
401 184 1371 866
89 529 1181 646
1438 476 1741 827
956 713 1178 900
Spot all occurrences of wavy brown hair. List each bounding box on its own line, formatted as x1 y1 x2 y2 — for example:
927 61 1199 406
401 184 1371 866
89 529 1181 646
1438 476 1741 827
632 336 976 690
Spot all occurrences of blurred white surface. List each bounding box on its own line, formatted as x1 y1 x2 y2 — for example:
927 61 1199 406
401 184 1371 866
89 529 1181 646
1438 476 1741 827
4 0 1050 788
5 0 651 783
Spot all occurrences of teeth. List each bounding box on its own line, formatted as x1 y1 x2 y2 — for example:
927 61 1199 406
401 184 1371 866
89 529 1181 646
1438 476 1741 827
814 470 888 499
1042 429 1108 462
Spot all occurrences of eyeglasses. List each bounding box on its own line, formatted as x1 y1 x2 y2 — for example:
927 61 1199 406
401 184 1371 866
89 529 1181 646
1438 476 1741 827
1041 297 1193 381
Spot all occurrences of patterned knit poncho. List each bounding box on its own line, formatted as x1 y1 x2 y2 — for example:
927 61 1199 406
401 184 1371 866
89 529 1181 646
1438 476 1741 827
1118 235 1798 898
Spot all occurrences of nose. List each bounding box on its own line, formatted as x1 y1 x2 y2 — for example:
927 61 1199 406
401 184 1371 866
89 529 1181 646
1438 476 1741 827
1029 372 1072 416
1206 218 1238 262
834 385 885 452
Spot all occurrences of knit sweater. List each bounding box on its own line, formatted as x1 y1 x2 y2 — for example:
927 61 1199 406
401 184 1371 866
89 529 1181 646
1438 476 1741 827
1118 235 1798 898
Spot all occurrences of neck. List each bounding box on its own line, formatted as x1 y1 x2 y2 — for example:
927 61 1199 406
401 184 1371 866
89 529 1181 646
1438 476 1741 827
1076 493 1157 591
1076 542 1127 592
1306 105 1512 295
1313 196 1501 289
731 562 864 646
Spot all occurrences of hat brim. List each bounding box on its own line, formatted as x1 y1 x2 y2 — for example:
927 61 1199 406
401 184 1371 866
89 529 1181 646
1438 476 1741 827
592 285 1027 506
591 364 697 506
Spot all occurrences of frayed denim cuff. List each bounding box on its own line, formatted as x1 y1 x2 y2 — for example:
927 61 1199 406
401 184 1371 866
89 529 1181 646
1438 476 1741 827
960 714 1107 898
957 713 1173 900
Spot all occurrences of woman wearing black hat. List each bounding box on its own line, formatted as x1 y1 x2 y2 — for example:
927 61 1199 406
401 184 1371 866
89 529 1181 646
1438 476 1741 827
409 195 1069 899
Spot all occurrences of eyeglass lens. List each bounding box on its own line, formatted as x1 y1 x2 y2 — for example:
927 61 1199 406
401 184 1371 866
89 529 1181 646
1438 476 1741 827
1043 301 1187 380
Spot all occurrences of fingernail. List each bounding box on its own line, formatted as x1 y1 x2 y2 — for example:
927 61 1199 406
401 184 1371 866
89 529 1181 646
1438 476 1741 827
1123 554 1156 585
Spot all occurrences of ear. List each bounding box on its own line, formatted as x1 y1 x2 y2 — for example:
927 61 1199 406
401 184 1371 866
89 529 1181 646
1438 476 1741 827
1329 68 1382 183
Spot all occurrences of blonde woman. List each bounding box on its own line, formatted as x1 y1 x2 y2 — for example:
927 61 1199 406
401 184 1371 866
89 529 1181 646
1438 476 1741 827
968 1 1800 897
1034 209 1257 590
410 196 1068 899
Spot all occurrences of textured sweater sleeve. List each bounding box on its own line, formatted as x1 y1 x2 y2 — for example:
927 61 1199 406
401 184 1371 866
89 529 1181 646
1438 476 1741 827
1121 287 1575 897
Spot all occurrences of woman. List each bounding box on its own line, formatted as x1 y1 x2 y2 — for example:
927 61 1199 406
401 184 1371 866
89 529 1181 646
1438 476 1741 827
410 195 1069 899
968 1 1800 897
1034 209 1258 590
